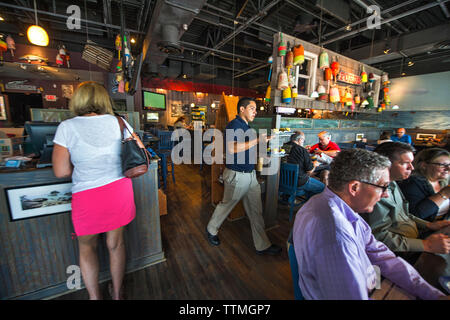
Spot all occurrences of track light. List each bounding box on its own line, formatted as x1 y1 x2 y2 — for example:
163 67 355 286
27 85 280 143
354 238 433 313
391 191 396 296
407 60 414 67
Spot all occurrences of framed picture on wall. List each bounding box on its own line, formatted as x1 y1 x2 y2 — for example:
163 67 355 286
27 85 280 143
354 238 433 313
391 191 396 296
0 95 7 120
5 182 73 221
61 84 74 99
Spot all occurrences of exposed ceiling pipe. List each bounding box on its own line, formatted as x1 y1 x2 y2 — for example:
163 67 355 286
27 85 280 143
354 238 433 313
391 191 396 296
437 0 450 18
285 0 340 28
180 41 266 64
363 0 411 33
352 0 404 34
321 0 450 46
233 63 269 79
313 0 420 43
198 0 281 62
0 1 145 34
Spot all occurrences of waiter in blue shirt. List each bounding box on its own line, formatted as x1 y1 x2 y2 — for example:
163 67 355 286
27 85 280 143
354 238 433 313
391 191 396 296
391 128 413 145
206 97 282 255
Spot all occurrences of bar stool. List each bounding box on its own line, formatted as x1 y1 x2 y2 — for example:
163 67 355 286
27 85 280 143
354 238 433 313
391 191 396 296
156 131 175 189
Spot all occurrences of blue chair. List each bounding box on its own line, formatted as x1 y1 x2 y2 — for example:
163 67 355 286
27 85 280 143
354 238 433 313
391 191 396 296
156 131 175 188
157 130 173 151
287 230 304 300
279 163 306 221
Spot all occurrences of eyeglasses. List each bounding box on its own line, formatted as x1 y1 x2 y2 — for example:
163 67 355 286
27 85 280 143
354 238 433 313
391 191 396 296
429 162 450 169
359 181 390 193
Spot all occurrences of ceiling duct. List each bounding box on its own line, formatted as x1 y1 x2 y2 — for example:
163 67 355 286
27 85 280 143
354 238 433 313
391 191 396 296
167 59 182 78
158 24 183 55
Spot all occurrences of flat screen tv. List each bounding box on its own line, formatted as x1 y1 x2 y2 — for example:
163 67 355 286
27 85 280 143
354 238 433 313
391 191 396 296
143 90 166 111
146 112 159 122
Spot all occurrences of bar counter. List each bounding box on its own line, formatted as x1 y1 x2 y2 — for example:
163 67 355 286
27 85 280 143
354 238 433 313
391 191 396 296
0 159 164 299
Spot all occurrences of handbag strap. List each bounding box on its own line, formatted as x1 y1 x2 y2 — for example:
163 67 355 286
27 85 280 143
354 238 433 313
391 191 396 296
115 114 147 150
115 113 132 140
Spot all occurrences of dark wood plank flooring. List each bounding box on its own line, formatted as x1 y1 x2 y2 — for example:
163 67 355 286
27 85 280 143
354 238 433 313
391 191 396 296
55 164 294 300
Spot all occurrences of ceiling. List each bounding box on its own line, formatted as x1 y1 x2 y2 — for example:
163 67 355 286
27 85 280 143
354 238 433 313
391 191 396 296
0 0 449 93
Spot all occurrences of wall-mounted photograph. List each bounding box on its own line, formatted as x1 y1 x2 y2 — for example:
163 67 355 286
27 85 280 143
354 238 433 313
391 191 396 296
5 182 73 221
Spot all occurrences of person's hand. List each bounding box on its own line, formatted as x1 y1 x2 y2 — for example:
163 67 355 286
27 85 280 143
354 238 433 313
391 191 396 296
305 145 311 150
313 160 320 168
427 220 450 231
438 296 450 300
314 149 323 155
439 185 450 198
423 233 450 254
259 133 272 144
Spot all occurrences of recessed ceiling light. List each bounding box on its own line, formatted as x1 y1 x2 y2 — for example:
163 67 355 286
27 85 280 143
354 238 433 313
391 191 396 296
407 60 414 67
401 72 406 76
0 16 5 21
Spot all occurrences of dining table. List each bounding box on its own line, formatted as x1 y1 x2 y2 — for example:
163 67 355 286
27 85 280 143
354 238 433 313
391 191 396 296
371 226 450 300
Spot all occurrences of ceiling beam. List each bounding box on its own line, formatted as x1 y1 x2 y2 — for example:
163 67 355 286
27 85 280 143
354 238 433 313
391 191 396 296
0 2 145 34
198 0 281 62
320 0 450 46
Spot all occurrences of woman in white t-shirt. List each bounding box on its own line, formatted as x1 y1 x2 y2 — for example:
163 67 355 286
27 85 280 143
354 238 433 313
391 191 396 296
53 81 135 300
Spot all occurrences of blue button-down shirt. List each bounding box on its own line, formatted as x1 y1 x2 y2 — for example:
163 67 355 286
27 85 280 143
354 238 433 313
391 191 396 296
225 116 257 172
391 134 412 144
293 187 444 300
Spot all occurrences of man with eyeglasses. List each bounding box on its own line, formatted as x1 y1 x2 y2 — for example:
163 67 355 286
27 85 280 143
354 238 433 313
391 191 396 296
292 149 446 299
361 142 450 257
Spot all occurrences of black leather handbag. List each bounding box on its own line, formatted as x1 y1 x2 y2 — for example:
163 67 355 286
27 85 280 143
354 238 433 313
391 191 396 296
115 115 150 178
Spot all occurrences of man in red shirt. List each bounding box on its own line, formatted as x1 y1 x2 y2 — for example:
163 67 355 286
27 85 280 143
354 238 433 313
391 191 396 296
308 131 341 158
306 131 341 185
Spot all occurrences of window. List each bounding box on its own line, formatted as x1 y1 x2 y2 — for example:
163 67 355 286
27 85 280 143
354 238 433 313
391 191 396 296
294 50 318 99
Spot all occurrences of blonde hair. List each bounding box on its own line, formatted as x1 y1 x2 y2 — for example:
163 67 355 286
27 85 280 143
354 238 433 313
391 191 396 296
69 81 114 116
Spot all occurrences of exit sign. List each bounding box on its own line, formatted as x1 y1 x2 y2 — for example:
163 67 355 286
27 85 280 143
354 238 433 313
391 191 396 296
45 95 57 101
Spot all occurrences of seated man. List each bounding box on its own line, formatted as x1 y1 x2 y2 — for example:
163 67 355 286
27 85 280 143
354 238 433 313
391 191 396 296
391 128 413 145
306 131 341 185
361 142 450 255
293 148 446 300
283 131 324 199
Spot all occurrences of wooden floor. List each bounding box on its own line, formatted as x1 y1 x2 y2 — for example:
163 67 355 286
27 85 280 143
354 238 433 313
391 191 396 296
55 164 294 300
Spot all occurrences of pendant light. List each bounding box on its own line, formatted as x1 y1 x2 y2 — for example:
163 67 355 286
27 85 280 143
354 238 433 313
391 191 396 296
27 0 49 46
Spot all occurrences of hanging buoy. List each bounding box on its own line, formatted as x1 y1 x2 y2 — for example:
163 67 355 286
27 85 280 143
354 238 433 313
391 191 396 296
381 72 389 86
285 42 293 68
282 87 292 104
361 66 368 83
291 85 298 98
329 86 340 103
278 33 286 57
293 44 304 66
331 59 340 84
354 94 361 104
264 85 271 102
6 35 15 57
319 50 329 70
115 34 122 60
369 73 375 90
324 68 332 81
277 69 288 90
0 38 6 65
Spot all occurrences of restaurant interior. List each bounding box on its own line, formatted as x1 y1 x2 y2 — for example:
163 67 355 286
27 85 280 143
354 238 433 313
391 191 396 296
0 0 449 301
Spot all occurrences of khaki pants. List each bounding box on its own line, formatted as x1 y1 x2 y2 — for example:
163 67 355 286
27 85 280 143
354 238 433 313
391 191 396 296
207 168 271 251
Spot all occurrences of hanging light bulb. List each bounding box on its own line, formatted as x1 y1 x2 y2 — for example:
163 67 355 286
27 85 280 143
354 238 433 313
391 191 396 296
27 25 49 46
27 0 49 46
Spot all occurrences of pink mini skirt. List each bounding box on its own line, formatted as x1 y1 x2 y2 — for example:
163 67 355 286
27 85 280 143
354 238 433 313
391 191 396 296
71 178 136 236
